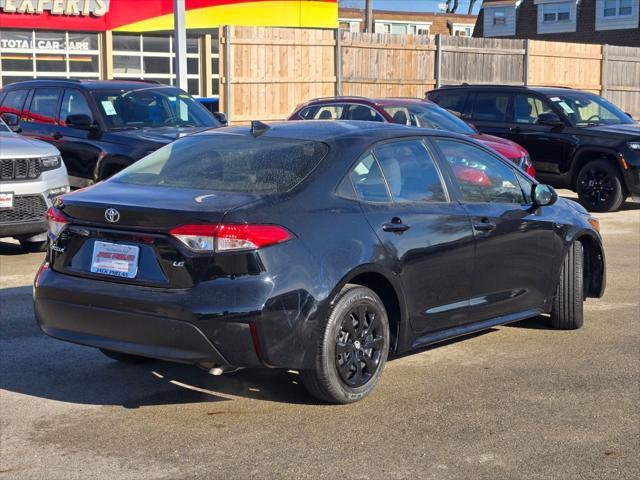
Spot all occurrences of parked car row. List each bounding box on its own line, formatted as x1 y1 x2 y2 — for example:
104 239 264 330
0 78 616 403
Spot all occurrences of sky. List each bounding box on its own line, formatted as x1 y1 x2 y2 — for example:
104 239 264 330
338 0 482 15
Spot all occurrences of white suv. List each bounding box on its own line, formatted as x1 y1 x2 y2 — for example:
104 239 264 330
0 117 69 252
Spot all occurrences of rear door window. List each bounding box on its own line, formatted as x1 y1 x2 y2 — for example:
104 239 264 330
344 104 385 122
349 152 390 203
470 92 511 123
113 135 329 194
430 91 468 117
374 139 448 203
0 89 29 116
25 88 62 125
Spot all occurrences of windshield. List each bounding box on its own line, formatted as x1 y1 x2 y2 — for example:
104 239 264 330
91 87 219 130
0 118 10 133
112 134 329 193
382 104 475 134
547 93 633 126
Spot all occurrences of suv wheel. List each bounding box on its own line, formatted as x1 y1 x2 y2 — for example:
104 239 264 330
550 242 584 330
19 239 47 253
576 160 625 212
99 348 150 364
300 285 390 404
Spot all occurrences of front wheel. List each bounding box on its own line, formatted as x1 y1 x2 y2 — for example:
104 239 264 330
576 160 625 212
300 285 390 404
550 242 584 330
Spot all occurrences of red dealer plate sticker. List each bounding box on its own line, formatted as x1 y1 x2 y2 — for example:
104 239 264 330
90 241 140 279
0 193 14 209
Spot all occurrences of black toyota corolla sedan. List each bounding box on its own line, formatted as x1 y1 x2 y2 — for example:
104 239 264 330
34 121 605 404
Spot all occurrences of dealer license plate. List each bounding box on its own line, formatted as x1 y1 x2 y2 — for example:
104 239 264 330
90 241 140 279
0 192 14 209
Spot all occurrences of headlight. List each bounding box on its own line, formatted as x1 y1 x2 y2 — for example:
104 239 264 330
628 142 640 151
40 155 62 171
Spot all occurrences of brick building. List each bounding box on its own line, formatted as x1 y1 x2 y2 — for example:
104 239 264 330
339 8 478 37
473 0 640 47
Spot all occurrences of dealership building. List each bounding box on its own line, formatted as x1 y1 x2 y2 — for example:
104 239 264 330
0 0 338 95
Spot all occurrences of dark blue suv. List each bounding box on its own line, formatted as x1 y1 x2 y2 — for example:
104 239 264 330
0 79 221 188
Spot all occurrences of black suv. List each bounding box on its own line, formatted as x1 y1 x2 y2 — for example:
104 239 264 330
0 80 222 188
427 85 640 212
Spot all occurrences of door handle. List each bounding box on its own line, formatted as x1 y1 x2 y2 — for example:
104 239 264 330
473 220 496 232
52 132 63 140
382 217 410 233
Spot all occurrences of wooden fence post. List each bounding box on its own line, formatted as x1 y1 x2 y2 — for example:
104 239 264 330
222 25 232 122
435 34 442 89
523 39 530 86
601 44 609 98
335 29 343 96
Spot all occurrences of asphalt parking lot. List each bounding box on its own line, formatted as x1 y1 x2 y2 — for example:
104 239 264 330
0 192 638 480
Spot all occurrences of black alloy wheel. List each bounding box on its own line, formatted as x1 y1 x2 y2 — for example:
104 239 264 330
335 303 385 388
576 160 625 212
301 285 390 404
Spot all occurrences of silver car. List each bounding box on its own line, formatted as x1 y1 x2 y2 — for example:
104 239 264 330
0 117 69 252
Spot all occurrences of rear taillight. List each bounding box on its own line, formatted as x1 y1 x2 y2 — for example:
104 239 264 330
169 224 294 252
46 207 68 241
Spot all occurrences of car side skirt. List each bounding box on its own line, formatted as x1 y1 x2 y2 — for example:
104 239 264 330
411 309 542 350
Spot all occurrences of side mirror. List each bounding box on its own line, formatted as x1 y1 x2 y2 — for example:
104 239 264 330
213 112 228 126
532 184 557 207
537 112 564 127
66 114 96 130
1 112 21 132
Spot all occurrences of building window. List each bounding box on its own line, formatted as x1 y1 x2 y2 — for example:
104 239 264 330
542 3 572 22
493 9 507 24
450 23 475 36
339 20 361 33
0 30 100 87
375 22 430 35
604 0 633 16
112 33 201 96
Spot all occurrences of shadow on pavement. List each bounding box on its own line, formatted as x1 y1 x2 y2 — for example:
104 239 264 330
560 196 640 211
0 241 28 256
506 315 551 330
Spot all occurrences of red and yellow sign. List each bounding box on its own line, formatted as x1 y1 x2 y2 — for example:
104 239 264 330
0 0 338 31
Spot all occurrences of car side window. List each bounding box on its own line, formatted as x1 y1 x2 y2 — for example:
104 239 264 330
344 104 385 122
471 92 511 123
430 91 467 117
434 139 525 204
375 139 448 203
349 152 391 203
25 88 62 125
382 106 415 126
311 104 345 120
60 90 94 125
0 89 28 116
516 172 534 204
513 94 553 125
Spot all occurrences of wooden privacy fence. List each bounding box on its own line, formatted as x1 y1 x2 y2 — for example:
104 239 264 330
218 26 640 123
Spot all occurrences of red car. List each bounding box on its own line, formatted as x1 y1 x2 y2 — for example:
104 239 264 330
289 96 535 177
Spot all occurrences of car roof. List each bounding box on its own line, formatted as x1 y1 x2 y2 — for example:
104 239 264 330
429 84 587 96
303 96 436 108
0 79 174 91
194 120 467 144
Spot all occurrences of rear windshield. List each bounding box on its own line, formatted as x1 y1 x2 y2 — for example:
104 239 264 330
112 134 329 193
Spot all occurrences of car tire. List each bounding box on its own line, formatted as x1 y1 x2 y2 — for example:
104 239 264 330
576 160 625 213
99 348 150 364
550 241 584 330
19 239 48 253
300 284 390 404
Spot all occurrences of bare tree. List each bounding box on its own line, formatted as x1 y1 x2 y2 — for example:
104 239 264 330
445 0 460 13
467 0 477 15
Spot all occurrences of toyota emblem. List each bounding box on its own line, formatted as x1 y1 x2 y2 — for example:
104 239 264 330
104 208 120 223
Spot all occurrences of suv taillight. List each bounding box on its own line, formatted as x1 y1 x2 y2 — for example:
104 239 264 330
169 224 294 252
46 207 68 241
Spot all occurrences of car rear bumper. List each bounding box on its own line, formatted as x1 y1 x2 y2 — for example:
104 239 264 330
34 267 269 367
